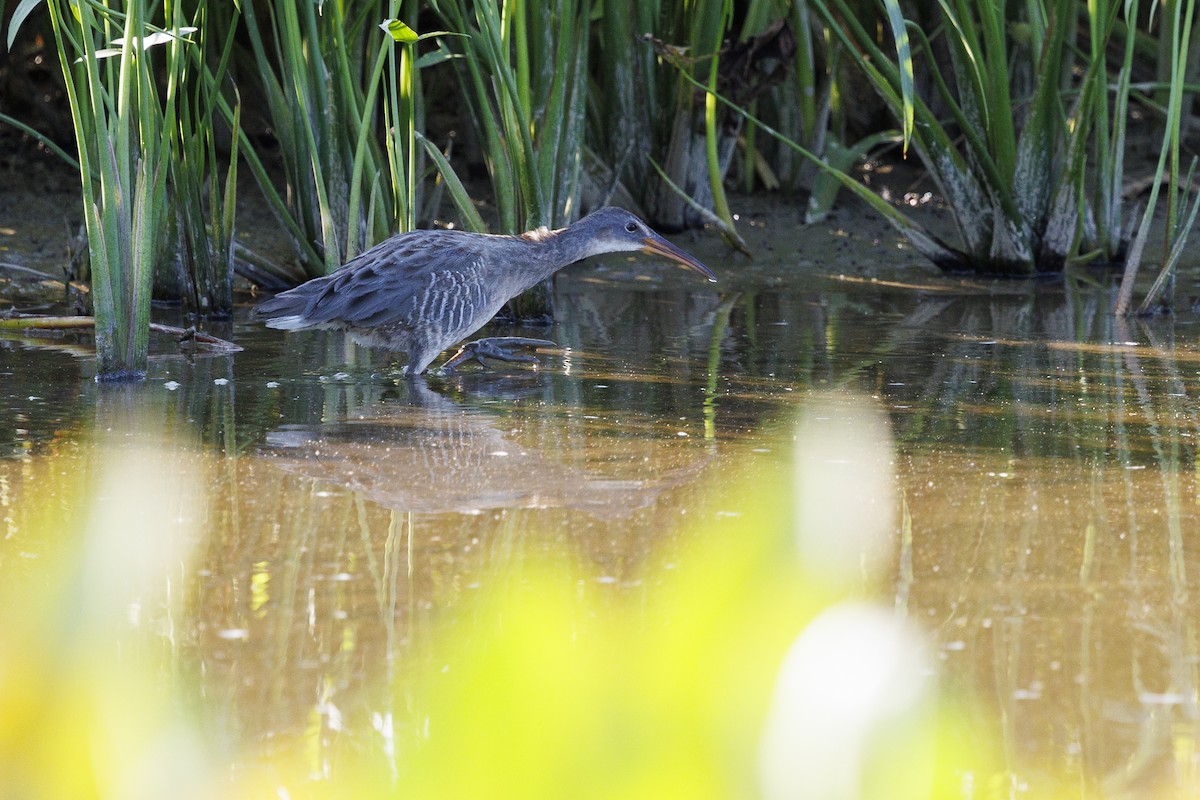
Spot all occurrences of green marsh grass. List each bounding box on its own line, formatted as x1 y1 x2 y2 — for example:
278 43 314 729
698 0 740 247
7 0 1200 320
238 0 425 278
594 0 744 237
594 0 854 237
801 0 1199 282
43 0 182 380
166 2 240 317
8 0 243 358
1114 0 1200 315
428 0 590 232
802 0 1072 273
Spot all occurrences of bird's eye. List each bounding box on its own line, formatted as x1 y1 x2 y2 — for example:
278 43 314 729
625 222 638 233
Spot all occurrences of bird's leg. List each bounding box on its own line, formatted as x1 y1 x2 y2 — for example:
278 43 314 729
438 337 557 372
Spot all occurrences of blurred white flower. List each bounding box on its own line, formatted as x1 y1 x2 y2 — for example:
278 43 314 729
792 394 897 584
758 604 933 800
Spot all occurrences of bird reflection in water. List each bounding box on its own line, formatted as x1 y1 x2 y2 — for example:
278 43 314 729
260 376 708 518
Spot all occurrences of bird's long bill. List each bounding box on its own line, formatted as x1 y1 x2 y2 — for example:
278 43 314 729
641 235 717 282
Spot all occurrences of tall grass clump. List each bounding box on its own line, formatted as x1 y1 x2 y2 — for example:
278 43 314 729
803 0 1081 273
797 0 1199 278
591 0 744 240
164 2 240 317
1114 0 1200 315
751 4 828 199
765 3 901 223
238 1 425 279
592 0 841 239
428 0 590 233
648 0 740 238
40 0 184 380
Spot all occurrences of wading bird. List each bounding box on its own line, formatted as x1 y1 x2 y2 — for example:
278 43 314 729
253 207 716 375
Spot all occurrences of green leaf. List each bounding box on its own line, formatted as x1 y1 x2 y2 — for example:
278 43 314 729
416 30 466 42
379 18 418 43
0 111 80 169
416 50 455 69
416 132 488 233
7 0 45 52
805 132 899 224
881 0 914 154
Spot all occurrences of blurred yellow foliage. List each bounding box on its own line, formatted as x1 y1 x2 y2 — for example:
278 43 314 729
0 393 996 799
0 432 211 800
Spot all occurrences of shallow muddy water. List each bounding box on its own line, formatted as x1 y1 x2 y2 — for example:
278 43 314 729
4 203 1200 796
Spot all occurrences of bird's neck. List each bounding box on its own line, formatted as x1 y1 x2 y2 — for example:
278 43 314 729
503 224 573 286
508 219 610 292
542 221 605 269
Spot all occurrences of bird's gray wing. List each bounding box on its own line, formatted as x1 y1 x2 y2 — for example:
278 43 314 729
255 232 486 329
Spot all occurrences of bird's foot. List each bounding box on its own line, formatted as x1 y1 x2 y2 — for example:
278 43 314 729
438 337 557 372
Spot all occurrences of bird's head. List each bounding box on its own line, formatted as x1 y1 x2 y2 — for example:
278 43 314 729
579 208 717 282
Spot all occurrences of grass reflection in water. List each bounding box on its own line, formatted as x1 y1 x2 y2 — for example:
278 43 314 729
4 277 1200 795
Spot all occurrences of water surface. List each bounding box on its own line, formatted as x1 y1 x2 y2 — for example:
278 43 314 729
3 242 1199 795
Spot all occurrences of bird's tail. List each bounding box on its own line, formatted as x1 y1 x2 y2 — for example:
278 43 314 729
259 314 312 331
252 279 331 330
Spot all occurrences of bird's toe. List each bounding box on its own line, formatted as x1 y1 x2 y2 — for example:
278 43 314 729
438 337 557 371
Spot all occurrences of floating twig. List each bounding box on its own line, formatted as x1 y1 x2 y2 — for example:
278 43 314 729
0 315 243 353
